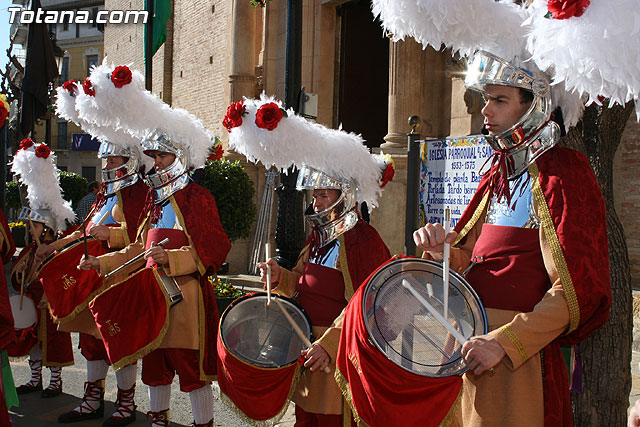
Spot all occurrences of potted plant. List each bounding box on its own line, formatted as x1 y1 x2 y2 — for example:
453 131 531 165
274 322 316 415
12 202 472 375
209 276 246 315
8 221 26 247
199 158 257 274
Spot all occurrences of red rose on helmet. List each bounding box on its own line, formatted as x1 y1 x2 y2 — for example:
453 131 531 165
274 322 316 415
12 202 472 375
223 101 246 132
547 0 590 19
111 66 133 88
255 102 284 131
208 144 224 161
19 138 35 150
380 162 395 188
62 80 78 95
83 78 95 96
35 143 51 159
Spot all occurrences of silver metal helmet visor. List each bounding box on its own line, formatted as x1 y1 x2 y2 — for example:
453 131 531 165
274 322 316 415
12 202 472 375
141 129 188 166
465 51 553 153
143 157 190 204
296 165 343 191
98 141 131 159
18 206 56 231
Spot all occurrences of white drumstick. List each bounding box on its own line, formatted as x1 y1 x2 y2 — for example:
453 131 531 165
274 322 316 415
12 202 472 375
265 243 271 306
274 297 331 374
402 278 467 346
443 208 451 320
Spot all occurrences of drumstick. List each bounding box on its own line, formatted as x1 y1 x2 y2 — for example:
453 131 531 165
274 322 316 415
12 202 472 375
402 278 467 346
83 222 89 259
443 208 451 321
19 264 26 310
265 242 271 306
27 217 42 249
103 238 170 279
274 297 331 374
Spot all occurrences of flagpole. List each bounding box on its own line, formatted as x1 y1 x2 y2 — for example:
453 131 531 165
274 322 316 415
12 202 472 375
145 0 154 91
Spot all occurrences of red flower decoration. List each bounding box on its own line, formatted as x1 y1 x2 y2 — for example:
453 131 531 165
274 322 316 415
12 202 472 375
255 102 284 131
62 80 78 95
223 101 246 132
19 138 35 150
208 144 224 161
111 65 133 88
380 163 395 188
82 78 95 96
35 143 51 159
547 0 590 19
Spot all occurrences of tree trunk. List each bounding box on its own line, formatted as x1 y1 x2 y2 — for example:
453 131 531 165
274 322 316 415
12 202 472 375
562 103 634 425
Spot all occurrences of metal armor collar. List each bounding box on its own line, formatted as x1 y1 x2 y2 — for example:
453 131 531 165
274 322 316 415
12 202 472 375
306 204 359 248
144 159 190 205
103 171 139 196
494 120 561 180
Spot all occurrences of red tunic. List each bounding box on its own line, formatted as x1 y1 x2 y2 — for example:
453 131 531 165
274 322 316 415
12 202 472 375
0 210 16 351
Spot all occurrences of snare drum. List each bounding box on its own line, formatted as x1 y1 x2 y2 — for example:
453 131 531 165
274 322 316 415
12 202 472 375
7 295 38 357
217 293 311 423
38 237 107 323
336 257 488 427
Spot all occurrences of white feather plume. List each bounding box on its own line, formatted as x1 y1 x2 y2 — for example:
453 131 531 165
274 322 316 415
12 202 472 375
371 0 528 61
76 58 214 169
55 81 153 172
11 144 76 231
228 95 386 208
526 0 640 119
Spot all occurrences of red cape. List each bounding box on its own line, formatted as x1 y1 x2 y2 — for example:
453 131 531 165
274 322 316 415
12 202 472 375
454 146 611 343
118 180 149 244
0 210 16 350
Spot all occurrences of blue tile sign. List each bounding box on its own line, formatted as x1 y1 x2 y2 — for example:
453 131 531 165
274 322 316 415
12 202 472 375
419 136 493 228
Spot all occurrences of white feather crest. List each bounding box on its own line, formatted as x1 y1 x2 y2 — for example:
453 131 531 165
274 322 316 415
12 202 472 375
11 144 75 231
55 80 153 171
76 58 214 169
228 95 386 208
371 0 528 61
526 0 640 119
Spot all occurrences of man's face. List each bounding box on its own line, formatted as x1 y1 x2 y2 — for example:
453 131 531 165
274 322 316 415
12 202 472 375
105 156 126 170
481 85 532 135
148 151 176 171
312 189 341 213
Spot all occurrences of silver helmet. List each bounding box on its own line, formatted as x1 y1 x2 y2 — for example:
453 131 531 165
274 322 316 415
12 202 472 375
141 129 190 204
18 206 56 233
98 141 140 195
296 165 358 248
465 51 561 179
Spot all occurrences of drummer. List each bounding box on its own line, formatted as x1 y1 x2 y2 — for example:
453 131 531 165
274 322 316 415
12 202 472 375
413 52 610 425
0 208 17 425
35 141 147 425
79 128 230 427
8 140 76 399
258 169 390 427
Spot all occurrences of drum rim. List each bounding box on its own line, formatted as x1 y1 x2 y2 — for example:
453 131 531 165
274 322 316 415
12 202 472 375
219 292 313 369
361 257 488 377
37 235 98 274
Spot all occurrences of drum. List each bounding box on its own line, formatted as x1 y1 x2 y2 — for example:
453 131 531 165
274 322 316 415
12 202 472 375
363 257 487 377
9 295 36 329
217 293 311 424
88 266 171 370
7 295 39 358
335 257 487 427
37 237 107 323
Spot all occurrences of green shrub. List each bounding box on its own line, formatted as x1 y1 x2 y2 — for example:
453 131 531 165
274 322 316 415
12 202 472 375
59 171 88 210
200 159 256 242
5 181 21 210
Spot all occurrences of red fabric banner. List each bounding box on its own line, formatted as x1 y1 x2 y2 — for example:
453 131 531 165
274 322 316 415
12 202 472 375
336 283 462 427
217 332 301 422
89 267 170 370
38 239 106 322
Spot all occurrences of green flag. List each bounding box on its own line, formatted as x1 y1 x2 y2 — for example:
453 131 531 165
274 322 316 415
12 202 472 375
144 0 172 65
